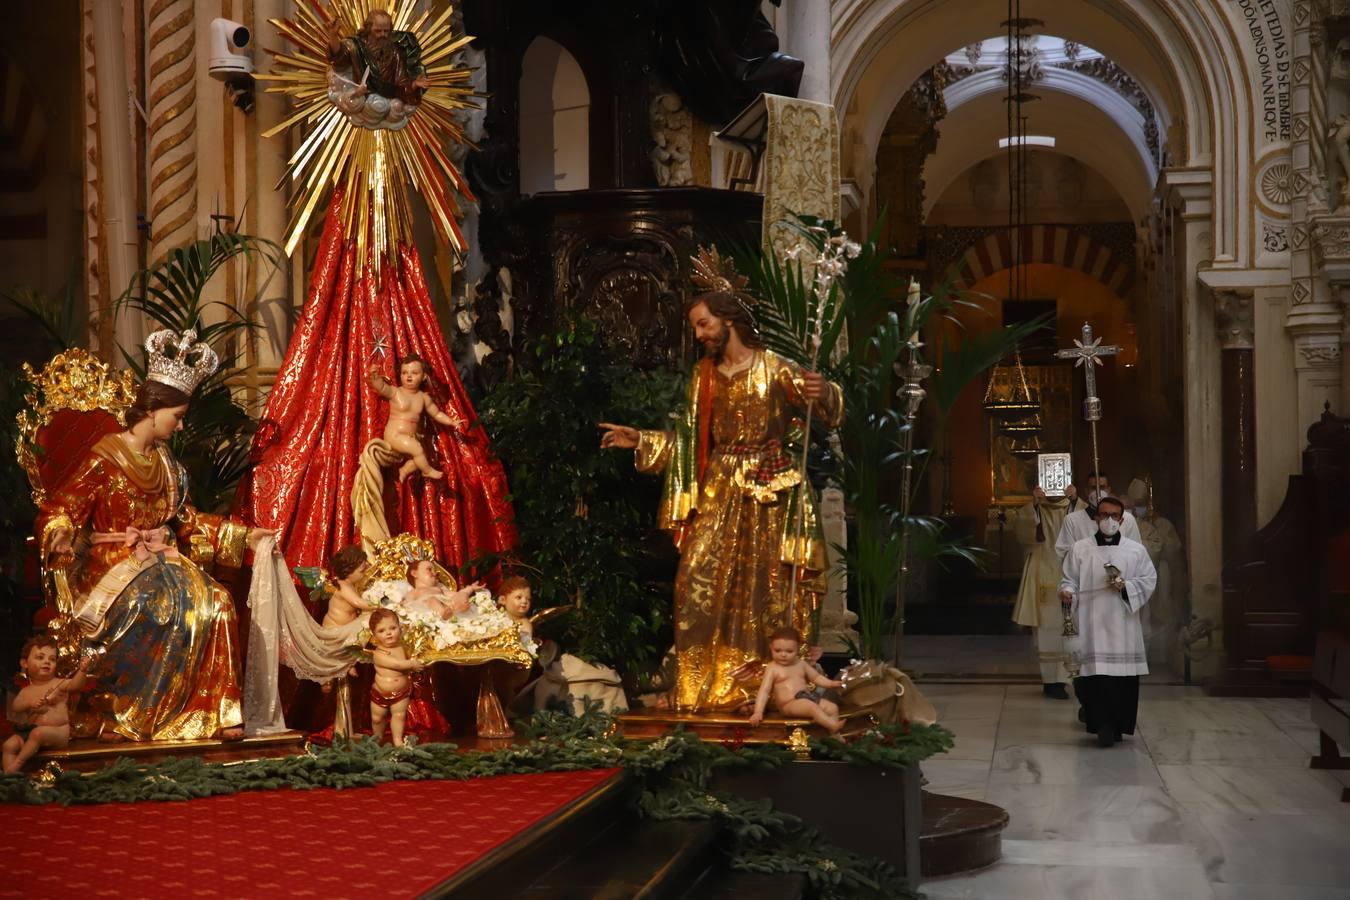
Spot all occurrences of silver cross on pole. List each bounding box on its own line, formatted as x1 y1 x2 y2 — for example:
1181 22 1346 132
1055 323 1120 497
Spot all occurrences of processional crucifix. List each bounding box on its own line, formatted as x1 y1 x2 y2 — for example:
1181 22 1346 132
1055 323 1120 495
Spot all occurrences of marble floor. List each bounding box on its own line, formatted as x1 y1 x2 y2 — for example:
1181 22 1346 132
902 635 1181 682
918 683 1350 899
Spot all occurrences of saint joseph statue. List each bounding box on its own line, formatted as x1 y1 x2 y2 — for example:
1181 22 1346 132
602 255 843 711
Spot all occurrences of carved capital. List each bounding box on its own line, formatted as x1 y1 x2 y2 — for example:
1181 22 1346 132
1212 288 1255 350
1310 214 1350 280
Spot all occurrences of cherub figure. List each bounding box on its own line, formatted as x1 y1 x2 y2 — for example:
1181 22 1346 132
323 544 379 629
368 354 464 482
748 627 845 734
368 608 425 746
498 575 535 640
3 636 91 773
402 559 484 619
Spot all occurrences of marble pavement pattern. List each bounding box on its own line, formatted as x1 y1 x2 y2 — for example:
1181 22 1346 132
918 684 1350 899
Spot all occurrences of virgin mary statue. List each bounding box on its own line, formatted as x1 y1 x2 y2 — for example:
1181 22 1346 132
35 330 273 741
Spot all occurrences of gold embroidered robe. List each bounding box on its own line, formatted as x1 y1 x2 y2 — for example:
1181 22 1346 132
637 351 843 711
35 434 249 741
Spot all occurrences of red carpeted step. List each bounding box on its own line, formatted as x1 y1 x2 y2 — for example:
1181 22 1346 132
0 768 620 900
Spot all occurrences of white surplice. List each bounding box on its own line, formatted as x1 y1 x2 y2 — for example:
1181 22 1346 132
1059 535 1157 677
1055 507 1140 563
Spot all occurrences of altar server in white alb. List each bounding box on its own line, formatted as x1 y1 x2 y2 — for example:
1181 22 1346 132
1058 495 1157 747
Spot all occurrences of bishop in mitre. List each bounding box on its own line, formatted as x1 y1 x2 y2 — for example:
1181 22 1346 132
1059 495 1157 747
1011 484 1078 699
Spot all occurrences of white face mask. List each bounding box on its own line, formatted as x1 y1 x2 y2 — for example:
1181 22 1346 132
1098 517 1121 537
1088 489 1108 505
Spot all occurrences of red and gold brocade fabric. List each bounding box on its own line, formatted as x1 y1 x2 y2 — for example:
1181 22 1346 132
35 434 246 740
237 191 516 574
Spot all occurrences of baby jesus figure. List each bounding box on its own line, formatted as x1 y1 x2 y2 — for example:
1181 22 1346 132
749 627 845 734
403 559 484 619
4 636 91 773
368 354 464 482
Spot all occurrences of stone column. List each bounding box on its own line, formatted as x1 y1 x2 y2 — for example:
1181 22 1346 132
251 0 294 394
1212 288 1258 561
144 0 198 267
783 0 831 106
90 0 142 352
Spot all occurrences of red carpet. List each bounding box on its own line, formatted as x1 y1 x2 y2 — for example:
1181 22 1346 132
2 768 620 899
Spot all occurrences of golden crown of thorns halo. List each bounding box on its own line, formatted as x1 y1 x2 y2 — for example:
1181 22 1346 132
256 0 480 283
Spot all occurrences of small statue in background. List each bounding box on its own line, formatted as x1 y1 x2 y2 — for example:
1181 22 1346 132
1330 112 1350 210
369 355 464 482
368 609 426 747
3 637 90 773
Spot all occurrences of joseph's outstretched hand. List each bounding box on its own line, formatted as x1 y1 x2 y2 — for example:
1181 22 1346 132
599 423 639 450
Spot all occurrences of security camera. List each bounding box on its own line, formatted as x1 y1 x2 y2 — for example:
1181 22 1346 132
209 18 253 80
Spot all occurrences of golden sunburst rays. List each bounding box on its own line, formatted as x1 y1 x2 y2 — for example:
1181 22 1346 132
257 0 479 284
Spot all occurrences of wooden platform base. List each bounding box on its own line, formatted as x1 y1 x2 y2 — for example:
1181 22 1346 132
920 790 1010 877
35 731 308 772
617 707 873 747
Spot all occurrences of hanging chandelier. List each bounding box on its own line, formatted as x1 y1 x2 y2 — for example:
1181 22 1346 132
984 7 1044 434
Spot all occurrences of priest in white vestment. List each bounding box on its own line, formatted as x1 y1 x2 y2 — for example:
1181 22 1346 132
1058 496 1157 747
1012 485 1077 698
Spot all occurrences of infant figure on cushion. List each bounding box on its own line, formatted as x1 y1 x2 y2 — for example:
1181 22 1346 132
361 557 533 656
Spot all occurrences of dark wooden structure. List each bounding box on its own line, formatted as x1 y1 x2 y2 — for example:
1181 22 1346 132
462 1 792 383
1213 405 1350 697
516 188 763 367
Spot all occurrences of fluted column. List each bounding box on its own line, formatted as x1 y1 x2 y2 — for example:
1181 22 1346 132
1213 288 1258 562
144 0 197 266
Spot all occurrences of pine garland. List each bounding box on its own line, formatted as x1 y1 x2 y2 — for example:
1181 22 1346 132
2 710 948 899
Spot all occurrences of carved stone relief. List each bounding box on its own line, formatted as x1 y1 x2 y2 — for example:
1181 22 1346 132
650 92 694 187
1213 288 1256 350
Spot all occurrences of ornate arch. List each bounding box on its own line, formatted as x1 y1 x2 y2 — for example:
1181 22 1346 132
939 224 1136 295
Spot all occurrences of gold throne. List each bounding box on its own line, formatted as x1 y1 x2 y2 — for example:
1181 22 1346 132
15 349 137 735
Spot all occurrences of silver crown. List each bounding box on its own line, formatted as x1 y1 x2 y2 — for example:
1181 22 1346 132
144 328 219 394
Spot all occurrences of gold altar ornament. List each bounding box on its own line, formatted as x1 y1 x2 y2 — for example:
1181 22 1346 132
257 0 480 283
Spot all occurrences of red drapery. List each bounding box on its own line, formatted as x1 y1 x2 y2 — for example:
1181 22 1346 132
237 190 515 573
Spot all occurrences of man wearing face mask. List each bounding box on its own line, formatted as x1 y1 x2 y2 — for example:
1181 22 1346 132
1058 496 1157 747
1054 470 1140 564
1012 483 1079 699
1125 478 1184 666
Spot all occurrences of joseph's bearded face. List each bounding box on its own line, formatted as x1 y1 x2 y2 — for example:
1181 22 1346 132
688 302 731 362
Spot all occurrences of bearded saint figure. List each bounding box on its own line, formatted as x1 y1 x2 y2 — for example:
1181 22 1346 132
601 250 843 712
326 9 429 105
